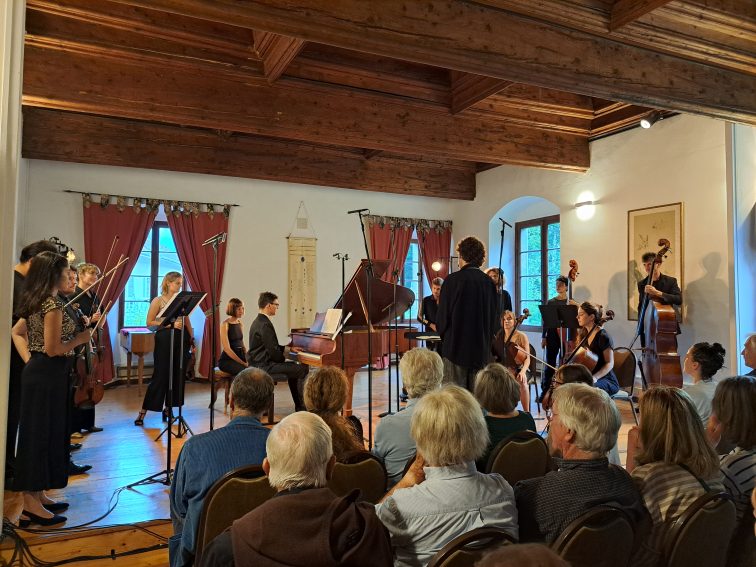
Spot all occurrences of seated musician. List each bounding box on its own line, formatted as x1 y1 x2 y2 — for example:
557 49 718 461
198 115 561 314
637 250 682 333
246 292 307 412
417 277 443 351
491 310 531 411
485 267 513 318
575 302 618 396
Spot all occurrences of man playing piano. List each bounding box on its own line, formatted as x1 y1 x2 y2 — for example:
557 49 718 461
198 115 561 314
417 277 443 352
247 292 308 412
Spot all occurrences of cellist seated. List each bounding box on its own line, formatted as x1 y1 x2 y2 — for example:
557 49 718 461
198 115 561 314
491 310 531 411
637 251 682 328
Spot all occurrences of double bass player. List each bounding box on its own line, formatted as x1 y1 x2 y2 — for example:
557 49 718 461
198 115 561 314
637 250 682 345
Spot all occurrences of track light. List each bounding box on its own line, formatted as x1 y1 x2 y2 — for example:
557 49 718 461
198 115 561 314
640 111 662 129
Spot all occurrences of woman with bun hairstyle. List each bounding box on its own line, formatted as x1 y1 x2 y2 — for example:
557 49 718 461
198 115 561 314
682 342 726 425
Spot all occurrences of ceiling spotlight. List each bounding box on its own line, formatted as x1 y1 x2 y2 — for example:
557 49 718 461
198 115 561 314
640 111 662 129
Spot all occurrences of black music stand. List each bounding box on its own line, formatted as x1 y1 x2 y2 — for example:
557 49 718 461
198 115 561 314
130 291 205 488
539 304 578 364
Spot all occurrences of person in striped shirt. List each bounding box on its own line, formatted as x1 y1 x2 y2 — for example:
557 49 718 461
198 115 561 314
629 387 724 556
708 375 756 522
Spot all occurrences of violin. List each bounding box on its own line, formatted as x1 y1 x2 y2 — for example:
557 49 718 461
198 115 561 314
565 308 615 372
502 309 530 370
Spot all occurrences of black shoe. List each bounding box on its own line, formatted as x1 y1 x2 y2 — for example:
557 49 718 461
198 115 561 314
18 516 31 528
22 510 67 526
43 501 69 512
69 461 92 475
70 443 82 452
87 426 103 433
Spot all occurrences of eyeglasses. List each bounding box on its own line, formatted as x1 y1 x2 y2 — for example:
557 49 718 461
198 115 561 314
272 302 280 307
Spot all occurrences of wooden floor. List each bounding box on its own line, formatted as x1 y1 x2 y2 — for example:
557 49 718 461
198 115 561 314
1 366 636 565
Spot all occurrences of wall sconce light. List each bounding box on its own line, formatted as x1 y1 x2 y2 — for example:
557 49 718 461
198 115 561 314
575 192 596 221
640 111 662 129
431 260 443 272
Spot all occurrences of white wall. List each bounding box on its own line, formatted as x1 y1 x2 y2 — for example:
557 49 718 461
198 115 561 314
459 115 732 372
20 160 459 365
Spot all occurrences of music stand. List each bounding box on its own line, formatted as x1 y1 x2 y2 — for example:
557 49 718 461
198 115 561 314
130 290 205 488
539 304 578 364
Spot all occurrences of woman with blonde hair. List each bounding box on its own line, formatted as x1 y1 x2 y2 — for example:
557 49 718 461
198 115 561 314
135 272 193 426
304 366 363 460
629 386 723 555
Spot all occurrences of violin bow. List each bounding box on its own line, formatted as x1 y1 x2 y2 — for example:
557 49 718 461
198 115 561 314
512 344 557 372
87 235 119 319
95 253 125 317
63 256 129 309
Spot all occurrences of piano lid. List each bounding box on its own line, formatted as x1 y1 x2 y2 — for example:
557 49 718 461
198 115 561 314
335 259 415 327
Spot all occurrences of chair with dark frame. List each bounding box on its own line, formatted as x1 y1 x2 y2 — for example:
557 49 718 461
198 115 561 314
484 430 550 485
551 506 636 567
327 451 388 504
426 527 516 567
611 347 640 425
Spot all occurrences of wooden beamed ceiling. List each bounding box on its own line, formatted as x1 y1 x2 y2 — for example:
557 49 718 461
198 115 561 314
21 0 755 200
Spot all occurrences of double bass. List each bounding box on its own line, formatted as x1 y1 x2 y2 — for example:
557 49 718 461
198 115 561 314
638 239 682 388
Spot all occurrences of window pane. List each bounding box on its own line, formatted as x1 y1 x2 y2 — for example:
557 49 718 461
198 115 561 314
142 229 153 252
547 222 560 250
547 249 560 277
520 276 542 301
547 276 559 299
520 251 541 277
521 300 542 326
124 300 150 328
520 226 542 252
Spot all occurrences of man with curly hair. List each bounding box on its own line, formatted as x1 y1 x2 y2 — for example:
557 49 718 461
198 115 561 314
436 236 499 390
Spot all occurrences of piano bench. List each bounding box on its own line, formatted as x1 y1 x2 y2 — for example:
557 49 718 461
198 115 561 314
213 368 235 414
266 373 289 426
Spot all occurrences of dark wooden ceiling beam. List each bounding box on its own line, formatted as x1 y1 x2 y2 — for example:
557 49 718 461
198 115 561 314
609 0 674 31
449 71 512 114
105 0 756 124
253 31 305 82
363 149 383 160
23 40 590 171
22 108 476 200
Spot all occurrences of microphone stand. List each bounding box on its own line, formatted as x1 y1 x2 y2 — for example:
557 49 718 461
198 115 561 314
353 209 375 449
333 252 349 370
206 233 225 430
497 218 511 313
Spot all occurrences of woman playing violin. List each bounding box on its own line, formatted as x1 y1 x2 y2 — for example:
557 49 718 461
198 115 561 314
575 302 618 395
492 310 531 411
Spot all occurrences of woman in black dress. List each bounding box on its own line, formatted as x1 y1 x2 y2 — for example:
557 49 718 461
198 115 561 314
11 252 91 525
135 272 193 425
576 301 618 395
218 298 248 376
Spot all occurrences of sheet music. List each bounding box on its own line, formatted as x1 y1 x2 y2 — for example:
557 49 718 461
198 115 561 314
322 308 343 336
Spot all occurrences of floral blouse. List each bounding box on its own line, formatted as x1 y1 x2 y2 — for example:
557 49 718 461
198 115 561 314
27 296 77 356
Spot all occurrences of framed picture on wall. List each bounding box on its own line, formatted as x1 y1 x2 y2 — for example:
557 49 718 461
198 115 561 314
627 202 683 321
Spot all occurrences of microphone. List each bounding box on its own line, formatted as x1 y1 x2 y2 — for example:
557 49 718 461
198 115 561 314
347 208 369 214
202 232 227 247
499 218 513 228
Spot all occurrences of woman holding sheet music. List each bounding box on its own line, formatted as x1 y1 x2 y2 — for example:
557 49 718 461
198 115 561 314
135 272 193 426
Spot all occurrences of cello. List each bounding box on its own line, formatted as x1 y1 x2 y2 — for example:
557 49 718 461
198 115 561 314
564 308 615 372
637 239 682 388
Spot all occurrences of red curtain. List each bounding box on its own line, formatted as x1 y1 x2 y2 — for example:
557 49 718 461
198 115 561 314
166 209 229 378
419 225 453 281
368 221 413 282
83 203 157 383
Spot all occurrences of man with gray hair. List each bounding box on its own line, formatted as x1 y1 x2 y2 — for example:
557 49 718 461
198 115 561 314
170 368 273 567
514 383 647 543
199 412 392 567
373 348 443 486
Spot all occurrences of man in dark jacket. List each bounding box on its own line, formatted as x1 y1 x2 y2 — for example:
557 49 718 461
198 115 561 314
636 251 682 343
246 291 307 411
198 412 392 567
436 236 499 390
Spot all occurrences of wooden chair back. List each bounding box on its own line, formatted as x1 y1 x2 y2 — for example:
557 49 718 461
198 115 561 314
612 347 637 390
328 451 388 504
663 491 737 567
552 506 635 567
427 527 516 567
485 430 550 484
194 464 275 561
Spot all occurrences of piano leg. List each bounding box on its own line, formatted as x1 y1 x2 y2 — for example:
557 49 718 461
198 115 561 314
344 368 356 417
125 351 133 388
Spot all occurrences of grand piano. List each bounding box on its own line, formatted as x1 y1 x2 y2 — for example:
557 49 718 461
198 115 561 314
289 259 415 416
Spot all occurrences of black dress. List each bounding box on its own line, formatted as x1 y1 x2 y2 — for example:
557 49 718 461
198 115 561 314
14 296 75 491
588 328 619 396
142 298 191 412
218 322 247 376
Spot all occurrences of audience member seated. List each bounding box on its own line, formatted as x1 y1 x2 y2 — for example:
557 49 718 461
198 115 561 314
170 368 273 567
477 543 569 567
304 366 364 461
473 363 537 470
373 347 443 486
708 375 756 522
682 342 726 425
627 386 723 560
742 335 755 376
198 412 392 567
515 383 646 544
376 385 518 567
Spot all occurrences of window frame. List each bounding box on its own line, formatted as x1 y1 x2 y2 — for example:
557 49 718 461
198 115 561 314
514 214 560 332
399 237 428 324
118 220 169 329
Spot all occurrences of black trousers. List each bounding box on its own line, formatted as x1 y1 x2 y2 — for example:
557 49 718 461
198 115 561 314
142 328 189 412
266 362 308 411
542 331 563 394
